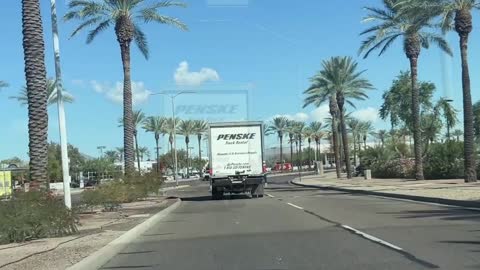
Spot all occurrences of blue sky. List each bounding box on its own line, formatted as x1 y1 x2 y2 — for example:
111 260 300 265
1 0 480 160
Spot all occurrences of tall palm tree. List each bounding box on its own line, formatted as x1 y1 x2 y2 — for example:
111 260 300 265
304 57 373 179
10 79 74 106
65 0 188 175
400 0 479 182
360 0 452 180
178 120 195 176
347 119 361 166
143 116 167 172
285 120 296 167
193 120 208 162
434 98 459 141
118 110 146 172
22 0 49 187
293 121 307 171
267 117 289 169
303 127 314 169
309 121 325 162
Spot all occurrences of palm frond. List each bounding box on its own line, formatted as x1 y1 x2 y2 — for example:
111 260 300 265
87 20 111 43
133 24 149 59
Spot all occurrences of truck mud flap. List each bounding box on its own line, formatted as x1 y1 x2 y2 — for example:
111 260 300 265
251 184 264 198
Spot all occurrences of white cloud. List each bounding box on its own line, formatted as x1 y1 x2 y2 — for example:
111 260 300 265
174 61 220 86
309 105 330 122
271 112 310 122
354 107 379 122
90 81 152 106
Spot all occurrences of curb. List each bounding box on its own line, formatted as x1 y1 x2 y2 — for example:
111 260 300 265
160 185 190 192
67 198 182 270
290 180 480 209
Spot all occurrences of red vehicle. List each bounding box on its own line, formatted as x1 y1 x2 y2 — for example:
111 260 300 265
273 162 292 171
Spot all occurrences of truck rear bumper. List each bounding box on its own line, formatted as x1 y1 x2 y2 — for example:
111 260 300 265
211 176 265 195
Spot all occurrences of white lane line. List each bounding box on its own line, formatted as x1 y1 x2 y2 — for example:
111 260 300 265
341 225 403 251
287 203 304 210
266 194 275 198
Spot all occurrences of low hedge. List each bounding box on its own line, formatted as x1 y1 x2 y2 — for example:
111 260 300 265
81 172 163 212
0 191 78 244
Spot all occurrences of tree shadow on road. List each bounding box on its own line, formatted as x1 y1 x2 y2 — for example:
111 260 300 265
181 194 251 202
377 208 480 222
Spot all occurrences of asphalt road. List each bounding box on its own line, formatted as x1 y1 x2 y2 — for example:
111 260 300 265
100 173 480 270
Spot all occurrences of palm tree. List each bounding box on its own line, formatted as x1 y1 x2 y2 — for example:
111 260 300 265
104 150 119 162
267 117 289 170
453 129 464 142
375 129 388 147
347 119 361 166
400 0 479 182
359 121 374 150
0 81 8 89
293 121 307 170
303 127 314 169
138 147 150 161
164 117 180 153
143 116 167 172
116 147 124 162
360 0 452 180
285 120 296 168
474 101 480 139
22 0 49 187
304 57 373 179
177 120 195 176
10 79 74 106
193 120 208 163
434 98 458 141
309 121 325 163
65 0 188 175
118 110 146 172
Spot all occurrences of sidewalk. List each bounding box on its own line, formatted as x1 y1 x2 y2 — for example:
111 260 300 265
292 173 480 207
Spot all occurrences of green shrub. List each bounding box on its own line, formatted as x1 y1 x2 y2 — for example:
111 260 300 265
424 141 464 179
80 172 164 212
371 159 415 179
0 191 78 244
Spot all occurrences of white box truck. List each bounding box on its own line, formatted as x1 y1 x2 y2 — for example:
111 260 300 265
208 121 266 200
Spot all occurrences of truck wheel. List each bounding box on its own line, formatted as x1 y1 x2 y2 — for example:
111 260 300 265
212 188 224 200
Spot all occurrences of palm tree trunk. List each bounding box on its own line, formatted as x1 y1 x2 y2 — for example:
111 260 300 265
308 140 312 169
119 41 135 175
353 135 357 167
457 18 477 182
22 0 49 188
134 132 141 172
186 139 189 177
290 138 293 171
409 56 425 180
280 136 284 171
155 137 160 173
338 109 352 179
299 136 303 173
197 134 202 162
331 117 341 179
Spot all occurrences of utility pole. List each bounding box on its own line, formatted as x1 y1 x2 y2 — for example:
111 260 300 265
51 0 71 208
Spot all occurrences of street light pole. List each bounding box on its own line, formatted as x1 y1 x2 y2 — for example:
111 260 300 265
151 91 196 186
50 0 71 209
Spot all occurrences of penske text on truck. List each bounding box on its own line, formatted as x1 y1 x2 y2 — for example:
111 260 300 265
208 121 266 199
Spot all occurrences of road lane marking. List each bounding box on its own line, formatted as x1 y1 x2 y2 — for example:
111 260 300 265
341 225 403 251
287 203 304 210
266 194 275 198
